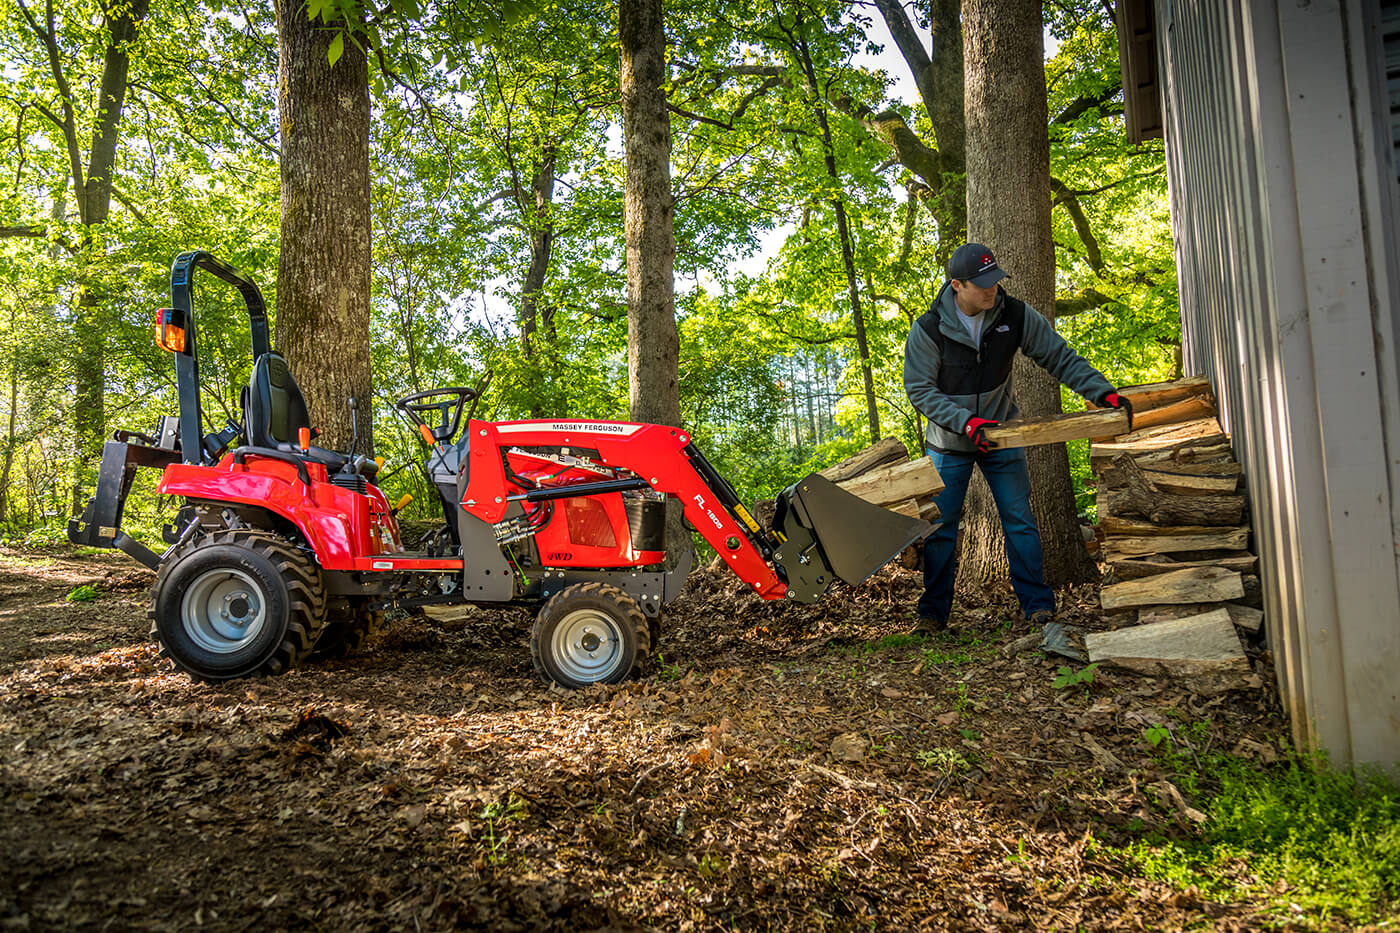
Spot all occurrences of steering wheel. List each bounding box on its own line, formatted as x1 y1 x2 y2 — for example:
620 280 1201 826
395 371 492 442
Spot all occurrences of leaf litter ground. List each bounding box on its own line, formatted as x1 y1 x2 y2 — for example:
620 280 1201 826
0 547 1305 930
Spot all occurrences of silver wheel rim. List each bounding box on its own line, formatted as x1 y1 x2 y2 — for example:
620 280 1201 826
181 567 268 654
550 607 626 683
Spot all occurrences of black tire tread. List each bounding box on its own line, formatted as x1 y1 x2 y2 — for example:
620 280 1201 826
311 599 385 660
148 529 328 681
529 582 649 688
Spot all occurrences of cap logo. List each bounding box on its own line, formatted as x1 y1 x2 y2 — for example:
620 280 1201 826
979 254 994 269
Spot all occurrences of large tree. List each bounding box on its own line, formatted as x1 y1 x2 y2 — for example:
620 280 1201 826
960 0 1097 585
274 0 373 452
620 0 679 427
13 0 150 511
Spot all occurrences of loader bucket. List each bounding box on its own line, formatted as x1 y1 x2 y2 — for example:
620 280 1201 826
771 473 933 602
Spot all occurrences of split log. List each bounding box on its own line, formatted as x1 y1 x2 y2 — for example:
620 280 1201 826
1145 461 1241 477
1106 442 1236 472
1121 394 1217 431
836 455 944 506
1106 555 1258 580
1092 435 1230 471
1098 516 1248 538
1138 602 1263 633
885 499 922 519
1108 455 1244 526
1100 566 1245 610
981 409 1129 448
819 437 910 483
1116 375 1213 411
1175 443 1235 463
1141 471 1239 496
1085 607 1249 674
1102 530 1250 559
1116 416 1224 446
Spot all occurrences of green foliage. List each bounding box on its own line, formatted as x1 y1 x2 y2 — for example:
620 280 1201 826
1143 723 1171 748
65 584 98 602
1121 752 1400 925
0 0 1179 548
1052 662 1099 689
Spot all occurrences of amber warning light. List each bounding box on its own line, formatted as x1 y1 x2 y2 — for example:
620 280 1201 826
154 308 186 353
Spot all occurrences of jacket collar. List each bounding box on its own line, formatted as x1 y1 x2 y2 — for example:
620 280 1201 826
935 281 1006 348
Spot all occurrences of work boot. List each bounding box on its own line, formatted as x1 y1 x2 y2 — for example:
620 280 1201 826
909 614 947 636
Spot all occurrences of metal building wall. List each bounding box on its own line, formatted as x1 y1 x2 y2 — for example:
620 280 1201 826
1150 0 1400 766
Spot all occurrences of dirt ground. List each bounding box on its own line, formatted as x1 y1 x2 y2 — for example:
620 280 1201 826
0 546 1297 931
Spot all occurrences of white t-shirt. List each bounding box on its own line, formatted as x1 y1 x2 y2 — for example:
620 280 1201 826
957 308 984 345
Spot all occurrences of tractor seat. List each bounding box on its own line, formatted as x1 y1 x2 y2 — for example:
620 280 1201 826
245 352 377 479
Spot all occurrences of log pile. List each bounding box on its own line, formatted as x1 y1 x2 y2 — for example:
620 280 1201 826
1084 376 1262 677
750 437 944 538
817 437 943 523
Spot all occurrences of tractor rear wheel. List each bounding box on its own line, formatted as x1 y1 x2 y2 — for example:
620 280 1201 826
149 530 327 681
530 582 649 688
311 598 384 660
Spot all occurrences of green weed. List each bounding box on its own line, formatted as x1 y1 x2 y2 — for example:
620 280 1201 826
915 747 969 775
1119 751 1400 925
65 584 98 603
1052 662 1098 690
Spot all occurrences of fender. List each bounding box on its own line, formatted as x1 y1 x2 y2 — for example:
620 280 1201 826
157 455 396 569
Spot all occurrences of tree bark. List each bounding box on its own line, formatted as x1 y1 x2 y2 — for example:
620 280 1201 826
620 0 680 428
274 0 374 453
959 0 1097 587
872 0 965 260
518 147 557 361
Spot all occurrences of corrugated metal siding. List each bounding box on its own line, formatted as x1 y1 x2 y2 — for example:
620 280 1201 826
1152 0 1400 766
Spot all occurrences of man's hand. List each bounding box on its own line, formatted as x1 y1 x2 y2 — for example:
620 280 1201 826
964 417 998 453
1102 391 1133 431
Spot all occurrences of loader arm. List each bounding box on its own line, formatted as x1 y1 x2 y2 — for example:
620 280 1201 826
458 420 933 602
461 420 787 598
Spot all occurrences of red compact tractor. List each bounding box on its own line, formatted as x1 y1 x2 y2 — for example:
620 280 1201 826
70 252 930 688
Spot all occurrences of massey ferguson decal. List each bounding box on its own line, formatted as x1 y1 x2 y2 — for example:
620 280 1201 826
495 421 641 435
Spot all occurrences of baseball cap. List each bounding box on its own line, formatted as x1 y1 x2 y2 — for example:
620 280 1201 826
947 243 1007 287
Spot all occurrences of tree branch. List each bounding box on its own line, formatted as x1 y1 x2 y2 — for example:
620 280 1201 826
16 0 87 222
1050 175 1103 273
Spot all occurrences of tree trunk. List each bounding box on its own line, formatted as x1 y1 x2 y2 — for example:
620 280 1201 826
960 0 1097 586
790 22 879 444
518 147 557 361
274 1 374 454
620 0 679 428
873 0 966 262
19 0 148 512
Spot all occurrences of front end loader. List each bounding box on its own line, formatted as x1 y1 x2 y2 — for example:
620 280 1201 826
70 252 932 688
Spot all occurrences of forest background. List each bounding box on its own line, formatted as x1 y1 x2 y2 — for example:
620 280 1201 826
0 0 1176 551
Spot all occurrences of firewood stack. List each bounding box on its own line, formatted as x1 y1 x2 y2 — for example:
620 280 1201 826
1083 376 1263 677
748 438 943 552
817 437 942 524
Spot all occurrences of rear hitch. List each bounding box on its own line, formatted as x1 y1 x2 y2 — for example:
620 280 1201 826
68 434 180 570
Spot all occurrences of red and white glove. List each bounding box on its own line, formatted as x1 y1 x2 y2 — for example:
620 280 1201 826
964 417 998 454
1101 391 1133 431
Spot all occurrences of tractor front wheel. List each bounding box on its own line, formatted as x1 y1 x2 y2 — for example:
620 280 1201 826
530 583 649 688
149 530 327 681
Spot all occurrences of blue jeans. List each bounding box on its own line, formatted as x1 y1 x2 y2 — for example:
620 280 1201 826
918 446 1055 623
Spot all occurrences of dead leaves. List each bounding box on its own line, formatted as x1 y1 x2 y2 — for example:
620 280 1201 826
0 549 1291 931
